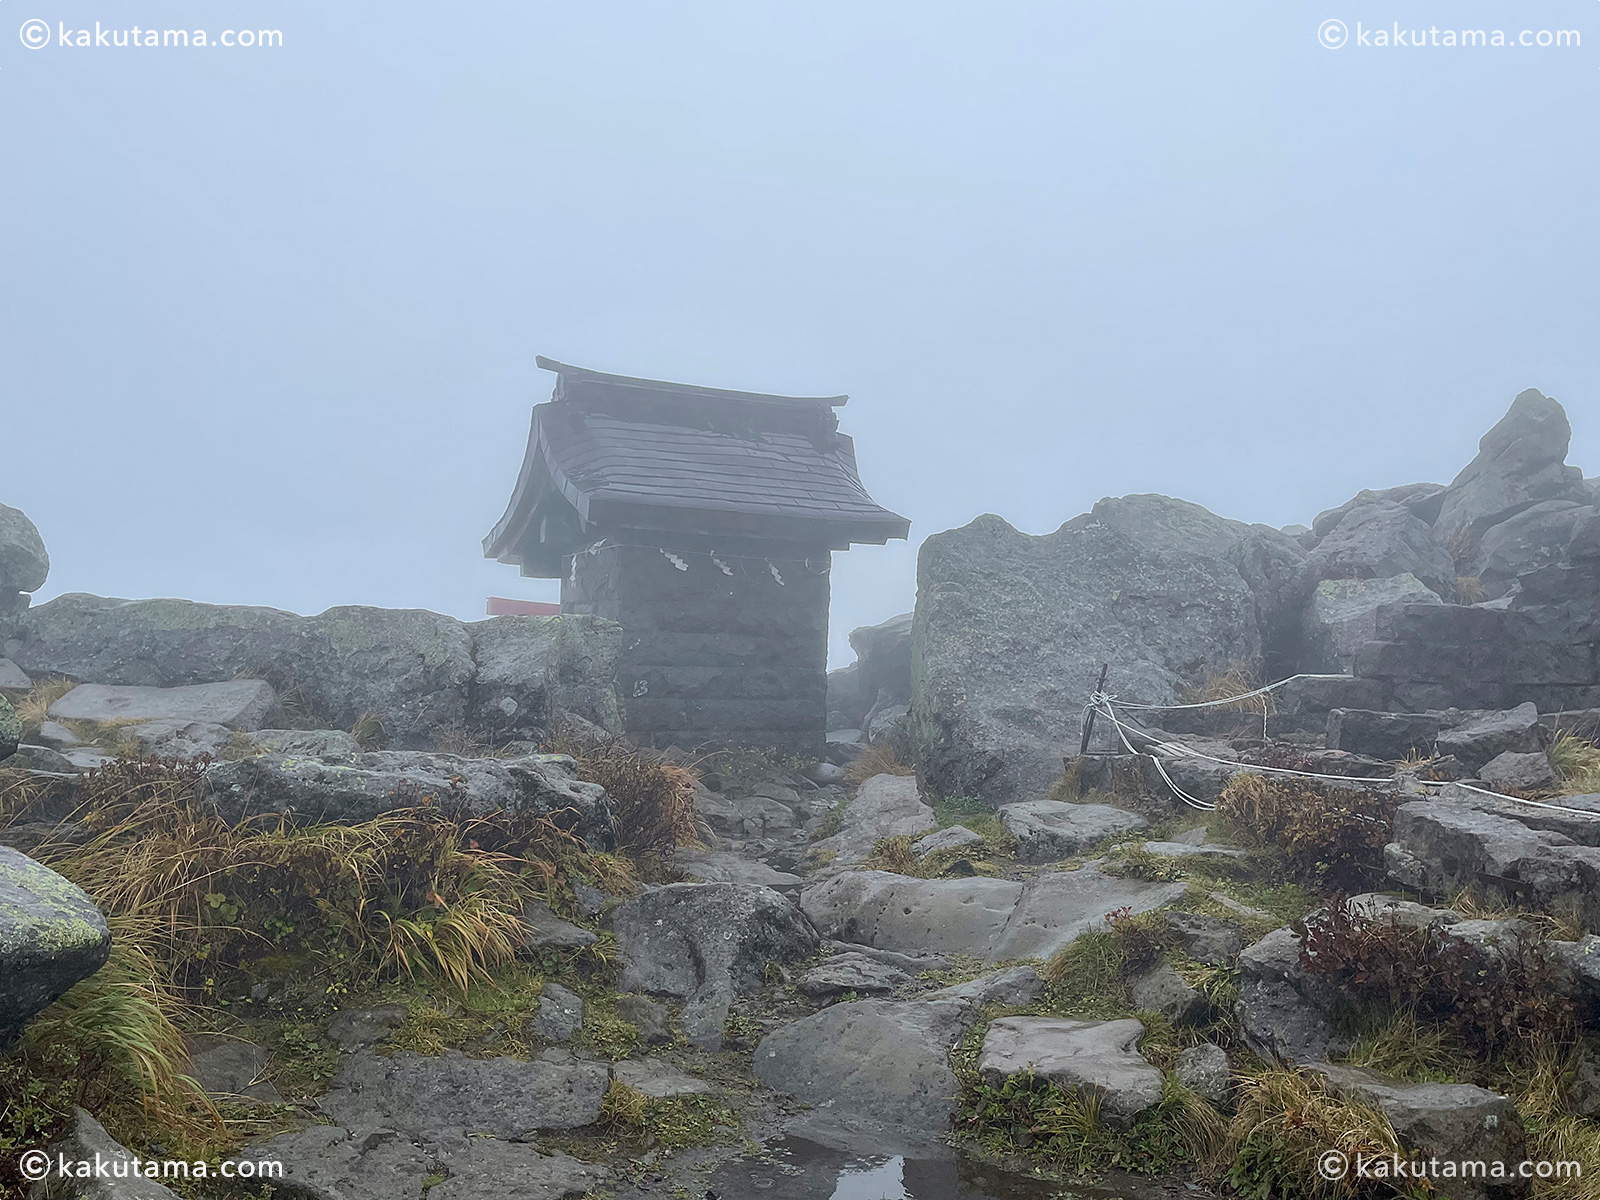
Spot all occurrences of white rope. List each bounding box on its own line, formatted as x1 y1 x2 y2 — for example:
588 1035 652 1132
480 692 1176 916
1083 687 1600 821
1104 673 1353 713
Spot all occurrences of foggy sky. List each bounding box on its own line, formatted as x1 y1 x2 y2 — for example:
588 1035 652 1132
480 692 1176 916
5 1 1596 667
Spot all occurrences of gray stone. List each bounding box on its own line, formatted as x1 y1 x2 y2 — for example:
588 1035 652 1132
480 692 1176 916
911 824 985 858
1471 501 1595 598
797 952 915 999
610 1057 714 1099
530 983 584 1041
1140 840 1249 862
0 502 49 595
1236 926 1334 1064
1311 483 1448 540
863 702 910 745
35 721 81 750
317 1049 610 1136
1301 574 1442 673
429 1138 600 1200
802 871 1023 958
9 744 79 773
673 850 802 890
923 965 1047 1009
0 848 111 1047
802 866 1185 964
1126 958 1205 1025
13 594 621 751
60 748 116 772
120 719 235 760
810 773 935 865
1436 388 1591 545
202 752 614 847
50 680 277 731
1176 1042 1232 1105
613 882 818 1049
247 727 363 757
850 612 914 717
1480 750 1557 792
1301 502 1456 598
986 867 1188 963
326 1003 408 1051
977 1016 1164 1128
614 994 672 1044
802 761 847 786
188 1036 282 1103
0 658 31 690
1436 703 1544 771
30 1108 181 1199
1164 912 1246 964
231 1125 435 1200
469 614 623 743
754 997 973 1151
1326 708 1439 760
911 499 1272 807
1313 1064 1529 1200
520 901 598 956
998 800 1148 863
1 695 21 762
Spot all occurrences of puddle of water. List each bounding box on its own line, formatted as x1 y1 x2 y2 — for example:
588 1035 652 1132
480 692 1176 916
707 1136 1066 1200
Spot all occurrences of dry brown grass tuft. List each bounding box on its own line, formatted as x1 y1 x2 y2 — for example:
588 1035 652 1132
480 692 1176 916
1550 731 1600 797
1180 664 1274 716
844 741 916 787
14 678 77 730
1227 1069 1404 1200
541 734 702 856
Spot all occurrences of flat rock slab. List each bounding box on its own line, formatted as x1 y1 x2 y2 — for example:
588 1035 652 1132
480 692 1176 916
611 1057 714 1099
674 849 803 890
802 871 1024 958
811 773 936 865
248 727 363 757
978 1016 1163 1128
754 998 972 1151
122 719 236 760
50 680 278 731
998 801 1148 863
797 951 916 998
326 1003 408 1051
1141 840 1249 861
802 867 1186 963
429 1137 601 1200
986 867 1189 963
317 1050 610 1137
0 847 111 1046
0 658 31 690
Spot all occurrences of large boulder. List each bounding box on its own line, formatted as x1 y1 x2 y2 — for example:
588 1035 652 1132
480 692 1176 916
11 596 621 749
1325 709 1439 760
910 500 1267 806
1301 501 1457 599
1469 501 1596 598
1 848 112 1047
201 751 615 847
1436 389 1591 546
1236 925 1336 1063
612 882 818 1048
1310 483 1448 540
1300 574 1442 673
977 1017 1164 1128
0 502 49 620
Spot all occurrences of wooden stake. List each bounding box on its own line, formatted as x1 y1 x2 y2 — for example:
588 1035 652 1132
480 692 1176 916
1078 662 1109 796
